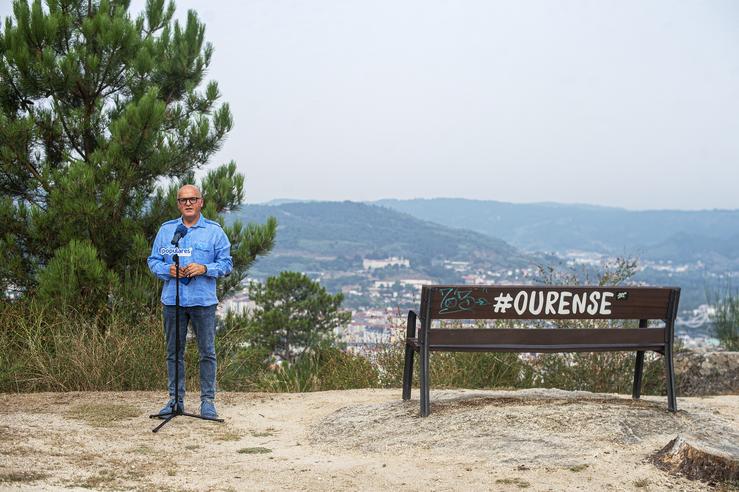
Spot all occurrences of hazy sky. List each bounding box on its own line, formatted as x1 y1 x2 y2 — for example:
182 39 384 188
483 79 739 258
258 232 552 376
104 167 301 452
4 1 739 209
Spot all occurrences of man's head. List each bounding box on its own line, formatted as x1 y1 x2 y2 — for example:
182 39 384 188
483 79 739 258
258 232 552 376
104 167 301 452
177 185 203 223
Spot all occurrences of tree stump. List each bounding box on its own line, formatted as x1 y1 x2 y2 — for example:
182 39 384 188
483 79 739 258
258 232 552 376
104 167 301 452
652 435 739 484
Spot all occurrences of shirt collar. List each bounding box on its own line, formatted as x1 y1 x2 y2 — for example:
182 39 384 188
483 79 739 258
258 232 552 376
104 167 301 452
178 214 207 229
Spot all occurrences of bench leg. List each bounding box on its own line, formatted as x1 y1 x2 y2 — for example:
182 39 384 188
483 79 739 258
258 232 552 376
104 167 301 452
419 314 431 416
632 350 645 399
420 341 430 417
402 345 415 400
665 343 677 412
402 311 417 401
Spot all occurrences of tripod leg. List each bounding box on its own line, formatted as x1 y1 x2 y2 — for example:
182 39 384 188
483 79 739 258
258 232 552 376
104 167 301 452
182 411 225 423
152 414 175 433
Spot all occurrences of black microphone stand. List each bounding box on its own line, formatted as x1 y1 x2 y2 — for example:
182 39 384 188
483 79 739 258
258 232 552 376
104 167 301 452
150 249 224 432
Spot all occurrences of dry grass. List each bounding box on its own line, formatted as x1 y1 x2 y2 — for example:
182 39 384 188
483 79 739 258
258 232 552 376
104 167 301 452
251 428 276 437
716 481 739 492
128 444 156 455
0 445 36 456
0 471 50 484
495 477 531 488
237 447 272 454
0 301 172 392
68 469 119 489
2 299 671 398
66 403 141 427
214 428 243 442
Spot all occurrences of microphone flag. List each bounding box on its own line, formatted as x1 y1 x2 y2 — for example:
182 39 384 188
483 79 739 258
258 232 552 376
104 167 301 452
171 224 188 245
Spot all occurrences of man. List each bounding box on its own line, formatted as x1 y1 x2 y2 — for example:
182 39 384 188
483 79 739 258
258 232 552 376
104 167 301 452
147 185 233 419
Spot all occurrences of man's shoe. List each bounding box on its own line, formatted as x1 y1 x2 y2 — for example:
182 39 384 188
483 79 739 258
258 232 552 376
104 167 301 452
157 399 184 418
200 399 218 419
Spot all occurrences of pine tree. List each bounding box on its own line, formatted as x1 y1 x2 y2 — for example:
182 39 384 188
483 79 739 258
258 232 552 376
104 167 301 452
0 0 275 307
247 272 352 363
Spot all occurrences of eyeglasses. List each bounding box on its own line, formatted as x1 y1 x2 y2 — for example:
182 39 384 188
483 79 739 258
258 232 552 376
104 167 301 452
177 197 201 205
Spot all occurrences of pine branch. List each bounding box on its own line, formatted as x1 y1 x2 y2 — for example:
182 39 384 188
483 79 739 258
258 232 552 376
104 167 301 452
6 74 33 114
54 107 87 162
94 43 124 101
17 153 49 195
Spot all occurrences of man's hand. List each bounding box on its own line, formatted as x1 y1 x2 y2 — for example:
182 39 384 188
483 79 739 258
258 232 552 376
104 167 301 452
169 263 207 278
181 263 207 278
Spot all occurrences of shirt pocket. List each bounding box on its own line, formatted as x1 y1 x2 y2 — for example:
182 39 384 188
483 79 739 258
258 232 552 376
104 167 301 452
193 241 214 263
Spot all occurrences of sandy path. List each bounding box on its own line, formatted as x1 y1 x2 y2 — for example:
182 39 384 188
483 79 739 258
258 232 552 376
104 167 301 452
0 389 736 491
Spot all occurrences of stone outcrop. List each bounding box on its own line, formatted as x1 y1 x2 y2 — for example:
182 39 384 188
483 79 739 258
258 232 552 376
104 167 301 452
311 388 739 462
675 351 739 396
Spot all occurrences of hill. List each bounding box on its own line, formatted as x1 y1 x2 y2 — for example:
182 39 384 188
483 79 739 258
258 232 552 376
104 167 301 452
227 201 534 280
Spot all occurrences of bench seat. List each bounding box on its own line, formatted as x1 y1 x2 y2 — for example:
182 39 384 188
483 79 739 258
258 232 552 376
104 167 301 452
406 327 667 352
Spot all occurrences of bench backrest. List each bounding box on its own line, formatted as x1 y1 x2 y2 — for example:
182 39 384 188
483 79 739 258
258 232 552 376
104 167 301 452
417 285 681 352
420 285 679 321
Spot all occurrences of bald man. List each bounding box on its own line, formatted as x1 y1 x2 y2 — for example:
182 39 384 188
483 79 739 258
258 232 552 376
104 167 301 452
147 185 233 419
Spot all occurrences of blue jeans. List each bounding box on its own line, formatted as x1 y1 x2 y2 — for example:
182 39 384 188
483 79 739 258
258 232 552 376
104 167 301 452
163 304 217 401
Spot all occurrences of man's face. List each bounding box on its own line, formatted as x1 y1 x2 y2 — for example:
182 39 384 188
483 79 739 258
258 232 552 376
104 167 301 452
177 188 203 221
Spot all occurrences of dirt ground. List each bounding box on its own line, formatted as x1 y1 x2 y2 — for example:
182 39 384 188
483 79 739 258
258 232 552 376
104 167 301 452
0 388 737 491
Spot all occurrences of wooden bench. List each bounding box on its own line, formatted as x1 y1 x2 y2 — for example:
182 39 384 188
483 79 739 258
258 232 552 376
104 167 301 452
402 285 681 416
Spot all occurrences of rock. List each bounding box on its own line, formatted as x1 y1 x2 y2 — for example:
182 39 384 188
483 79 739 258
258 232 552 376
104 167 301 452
652 435 739 483
675 351 739 396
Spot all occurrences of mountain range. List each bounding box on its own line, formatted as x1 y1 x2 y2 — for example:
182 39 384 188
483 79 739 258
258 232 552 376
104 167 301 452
374 198 739 267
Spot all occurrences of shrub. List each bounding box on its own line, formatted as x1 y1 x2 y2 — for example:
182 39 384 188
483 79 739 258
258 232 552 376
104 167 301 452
265 345 380 392
708 288 739 351
528 351 667 395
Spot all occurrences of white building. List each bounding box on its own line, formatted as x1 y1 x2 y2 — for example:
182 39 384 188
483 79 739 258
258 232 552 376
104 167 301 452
363 257 410 270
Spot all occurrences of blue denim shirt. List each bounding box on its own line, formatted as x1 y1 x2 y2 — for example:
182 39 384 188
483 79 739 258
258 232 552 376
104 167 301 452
147 215 233 307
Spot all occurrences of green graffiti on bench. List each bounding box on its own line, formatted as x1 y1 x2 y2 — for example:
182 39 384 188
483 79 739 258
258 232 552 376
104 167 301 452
438 287 490 314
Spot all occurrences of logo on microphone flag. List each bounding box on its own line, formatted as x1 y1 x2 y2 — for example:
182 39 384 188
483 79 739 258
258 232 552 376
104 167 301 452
159 247 193 257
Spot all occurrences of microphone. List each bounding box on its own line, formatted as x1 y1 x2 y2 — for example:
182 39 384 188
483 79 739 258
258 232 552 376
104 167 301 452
169 223 191 284
171 224 188 245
